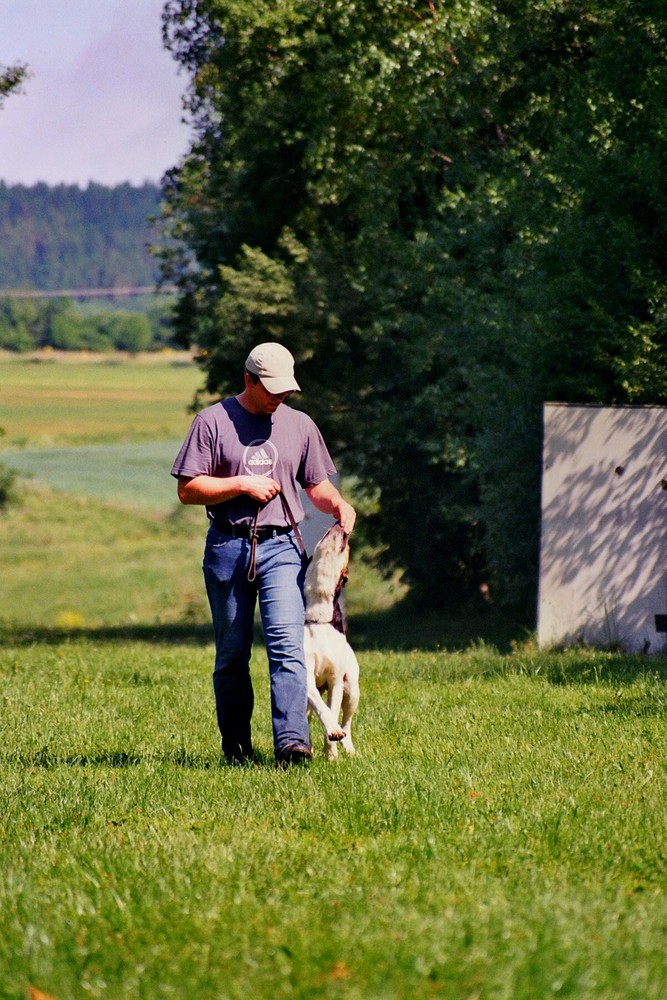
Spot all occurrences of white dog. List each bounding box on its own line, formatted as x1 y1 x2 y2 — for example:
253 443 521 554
303 523 360 759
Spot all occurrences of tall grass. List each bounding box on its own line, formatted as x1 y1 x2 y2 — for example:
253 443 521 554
0 487 206 629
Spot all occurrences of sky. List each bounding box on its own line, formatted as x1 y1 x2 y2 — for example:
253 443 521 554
0 0 192 187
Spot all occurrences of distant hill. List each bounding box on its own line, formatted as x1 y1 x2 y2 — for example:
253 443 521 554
0 181 162 291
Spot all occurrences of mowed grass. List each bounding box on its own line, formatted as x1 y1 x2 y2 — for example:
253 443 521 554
3 627 667 998
2 491 667 999
2 357 667 998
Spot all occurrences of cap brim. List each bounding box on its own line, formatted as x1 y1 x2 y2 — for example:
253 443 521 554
259 375 300 393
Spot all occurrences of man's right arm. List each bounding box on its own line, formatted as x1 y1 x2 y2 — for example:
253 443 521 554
177 474 281 507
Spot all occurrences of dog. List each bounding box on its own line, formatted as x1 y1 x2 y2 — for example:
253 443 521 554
303 522 360 759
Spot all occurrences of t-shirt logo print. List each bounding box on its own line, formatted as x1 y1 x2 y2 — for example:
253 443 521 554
243 440 278 476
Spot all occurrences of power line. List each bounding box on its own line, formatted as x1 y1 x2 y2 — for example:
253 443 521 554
0 285 177 300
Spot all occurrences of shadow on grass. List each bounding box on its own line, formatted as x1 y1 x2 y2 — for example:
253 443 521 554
3 603 667 691
2 617 665 694
0 602 531 653
0 621 214 648
531 653 667 686
349 599 533 653
3 746 275 770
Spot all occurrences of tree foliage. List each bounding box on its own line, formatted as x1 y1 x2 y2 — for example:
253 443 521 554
0 296 176 354
0 182 163 291
160 0 667 610
0 62 29 109
0 181 179 354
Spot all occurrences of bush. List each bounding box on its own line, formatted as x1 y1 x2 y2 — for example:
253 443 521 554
0 298 38 351
101 312 152 353
0 462 18 511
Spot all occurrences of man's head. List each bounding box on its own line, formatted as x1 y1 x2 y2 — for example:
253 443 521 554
245 343 300 395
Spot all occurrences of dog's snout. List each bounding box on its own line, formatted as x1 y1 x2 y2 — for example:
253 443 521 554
332 521 349 551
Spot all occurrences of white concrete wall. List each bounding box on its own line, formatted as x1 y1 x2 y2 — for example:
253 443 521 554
537 404 667 653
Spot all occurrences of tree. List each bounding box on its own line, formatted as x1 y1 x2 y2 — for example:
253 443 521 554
0 298 39 351
0 182 162 291
0 62 28 108
442 0 667 600
160 0 502 604
160 0 667 610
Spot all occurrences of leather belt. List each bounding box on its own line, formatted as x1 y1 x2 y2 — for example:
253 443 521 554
214 491 308 584
212 520 292 542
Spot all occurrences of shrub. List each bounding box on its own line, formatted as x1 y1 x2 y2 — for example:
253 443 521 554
0 462 18 511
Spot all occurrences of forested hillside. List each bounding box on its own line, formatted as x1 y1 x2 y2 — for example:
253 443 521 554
0 182 161 290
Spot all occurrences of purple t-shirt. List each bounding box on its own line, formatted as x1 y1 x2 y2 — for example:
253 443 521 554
171 397 336 526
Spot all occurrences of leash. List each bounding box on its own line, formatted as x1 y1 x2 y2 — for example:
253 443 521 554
247 490 307 582
278 491 308 558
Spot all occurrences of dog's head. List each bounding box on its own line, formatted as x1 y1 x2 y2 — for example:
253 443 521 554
304 522 350 629
315 522 350 576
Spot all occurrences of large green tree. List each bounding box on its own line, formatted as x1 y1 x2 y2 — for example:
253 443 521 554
160 0 667 609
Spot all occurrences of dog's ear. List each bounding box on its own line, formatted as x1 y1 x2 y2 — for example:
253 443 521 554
332 580 347 633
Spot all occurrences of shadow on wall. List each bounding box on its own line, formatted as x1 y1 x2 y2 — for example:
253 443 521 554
537 404 667 653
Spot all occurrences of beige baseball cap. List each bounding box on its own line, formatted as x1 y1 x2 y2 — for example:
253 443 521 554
245 342 300 394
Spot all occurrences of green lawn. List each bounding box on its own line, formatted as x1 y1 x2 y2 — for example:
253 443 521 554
0 352 209 514
2 486 667 999
2 357 667 999
2 624 667 999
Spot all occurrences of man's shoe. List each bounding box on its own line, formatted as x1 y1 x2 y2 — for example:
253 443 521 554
275 743 313 767
223 740 254 765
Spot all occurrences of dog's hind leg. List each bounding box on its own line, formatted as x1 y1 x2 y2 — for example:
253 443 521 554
339 648 360 754
339 689 358 755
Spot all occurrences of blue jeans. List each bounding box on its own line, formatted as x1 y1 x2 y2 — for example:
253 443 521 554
203 526 310 756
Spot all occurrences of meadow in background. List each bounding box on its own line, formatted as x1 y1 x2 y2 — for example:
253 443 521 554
1 355 666 999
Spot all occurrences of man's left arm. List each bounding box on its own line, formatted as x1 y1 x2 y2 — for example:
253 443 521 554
305 479 356 535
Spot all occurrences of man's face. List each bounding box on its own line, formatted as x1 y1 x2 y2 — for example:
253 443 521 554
244 373 294 415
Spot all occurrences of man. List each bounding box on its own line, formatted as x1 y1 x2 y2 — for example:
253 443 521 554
171 342 356 766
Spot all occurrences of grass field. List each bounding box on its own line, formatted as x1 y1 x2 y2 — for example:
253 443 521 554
0 351 203 449
0 351 209 512
2 356 667 999
2 441 187 513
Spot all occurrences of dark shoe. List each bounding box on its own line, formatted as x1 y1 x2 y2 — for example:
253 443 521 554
223 739 254 765
275 743 313 767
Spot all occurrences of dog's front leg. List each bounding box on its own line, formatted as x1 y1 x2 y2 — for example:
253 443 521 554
321 679 347 759
306 670 346 745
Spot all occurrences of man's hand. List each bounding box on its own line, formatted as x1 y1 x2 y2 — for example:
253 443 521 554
305 480 357 535
177 474 280 506
241 476 281 504
335 499 356 536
